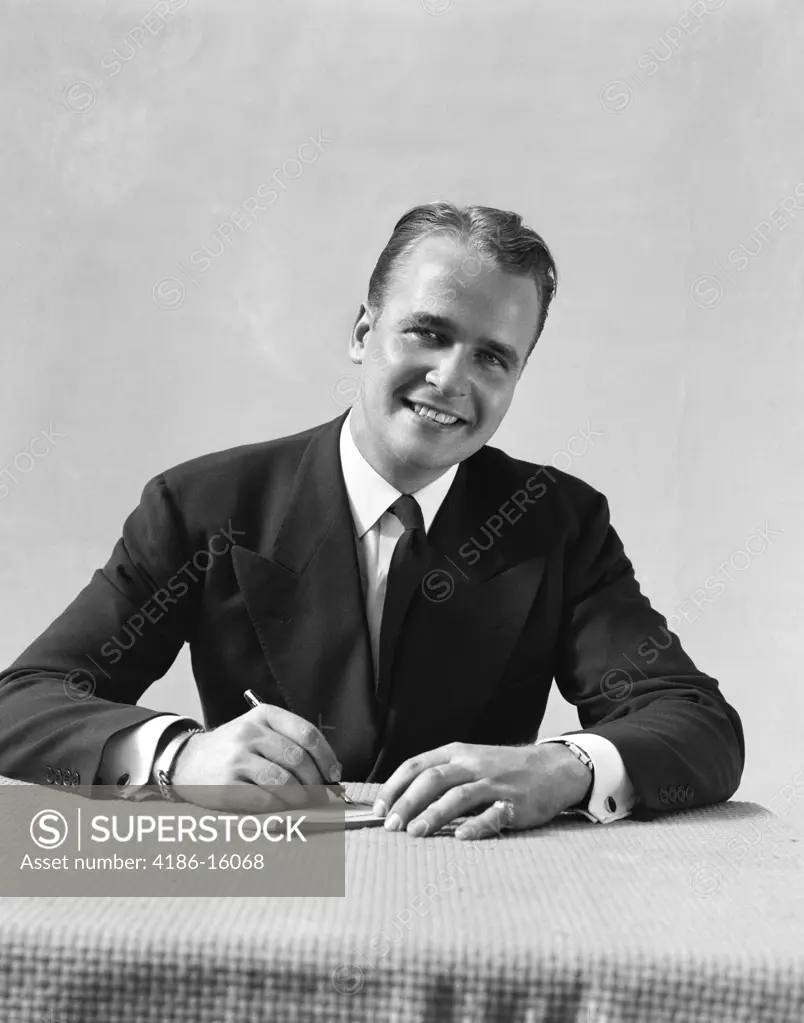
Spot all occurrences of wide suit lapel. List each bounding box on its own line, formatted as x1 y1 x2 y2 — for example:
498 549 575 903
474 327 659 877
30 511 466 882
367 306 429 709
230 413 382 781
366 458 546 781
230 411 547 783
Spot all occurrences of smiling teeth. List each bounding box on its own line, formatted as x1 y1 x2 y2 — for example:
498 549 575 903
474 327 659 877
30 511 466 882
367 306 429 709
411 403 459 425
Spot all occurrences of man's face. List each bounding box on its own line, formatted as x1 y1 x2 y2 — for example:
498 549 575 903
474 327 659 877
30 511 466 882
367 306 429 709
349 234 542 487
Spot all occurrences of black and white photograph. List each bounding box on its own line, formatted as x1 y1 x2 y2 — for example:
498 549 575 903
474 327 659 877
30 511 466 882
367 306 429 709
0 1 801 1020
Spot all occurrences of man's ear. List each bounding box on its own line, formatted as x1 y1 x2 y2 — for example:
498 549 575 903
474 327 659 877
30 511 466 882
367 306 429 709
349 302 373 365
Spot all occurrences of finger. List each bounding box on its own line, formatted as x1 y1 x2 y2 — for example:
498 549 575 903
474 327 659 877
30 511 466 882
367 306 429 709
250 752 325 806
383 762 475 832
454 801 524 842
374 744 457 816
248 705 342 784
250 729 327 786
402 778 492 837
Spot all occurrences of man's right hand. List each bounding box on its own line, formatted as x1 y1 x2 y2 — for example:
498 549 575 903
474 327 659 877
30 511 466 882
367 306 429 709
169 704 343 812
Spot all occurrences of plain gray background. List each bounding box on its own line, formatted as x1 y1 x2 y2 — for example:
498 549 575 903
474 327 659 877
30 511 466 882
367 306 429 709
1 0 801 829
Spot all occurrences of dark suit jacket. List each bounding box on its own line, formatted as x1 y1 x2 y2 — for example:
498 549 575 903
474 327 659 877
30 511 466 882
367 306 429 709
0 411 744 815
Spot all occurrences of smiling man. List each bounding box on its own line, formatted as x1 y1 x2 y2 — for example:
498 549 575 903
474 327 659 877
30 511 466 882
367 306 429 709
0 202 744 839
349 230 540 491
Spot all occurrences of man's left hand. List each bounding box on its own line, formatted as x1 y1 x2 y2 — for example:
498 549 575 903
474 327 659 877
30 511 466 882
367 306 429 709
373 741 593 840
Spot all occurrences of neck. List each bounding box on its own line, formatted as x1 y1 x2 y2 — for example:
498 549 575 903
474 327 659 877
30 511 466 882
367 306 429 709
349 410 449 494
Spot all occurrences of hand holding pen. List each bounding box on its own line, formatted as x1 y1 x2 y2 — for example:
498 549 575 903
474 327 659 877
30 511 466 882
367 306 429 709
161 690 350 812
243 689 355 804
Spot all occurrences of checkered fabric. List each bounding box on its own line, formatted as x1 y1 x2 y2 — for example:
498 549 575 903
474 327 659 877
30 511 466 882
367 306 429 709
1 776 803 1023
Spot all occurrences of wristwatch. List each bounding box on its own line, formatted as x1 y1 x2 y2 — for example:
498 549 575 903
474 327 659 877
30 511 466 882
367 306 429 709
554 739 595 810
154 727 205 803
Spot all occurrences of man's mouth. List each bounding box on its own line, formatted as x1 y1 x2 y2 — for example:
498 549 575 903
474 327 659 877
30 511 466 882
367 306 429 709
401 398 467 428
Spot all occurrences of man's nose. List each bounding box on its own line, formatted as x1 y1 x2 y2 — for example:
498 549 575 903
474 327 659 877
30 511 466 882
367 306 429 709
425 347 470 397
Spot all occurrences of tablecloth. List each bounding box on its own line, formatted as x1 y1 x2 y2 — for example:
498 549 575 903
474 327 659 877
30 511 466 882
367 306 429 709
0 777 802 1023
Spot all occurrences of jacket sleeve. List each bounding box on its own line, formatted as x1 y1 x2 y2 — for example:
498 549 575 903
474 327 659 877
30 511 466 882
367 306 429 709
553 490 745 818
0 474 199 792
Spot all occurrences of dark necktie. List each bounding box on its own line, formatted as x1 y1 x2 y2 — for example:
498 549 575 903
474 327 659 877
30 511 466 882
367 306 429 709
376 494 428 709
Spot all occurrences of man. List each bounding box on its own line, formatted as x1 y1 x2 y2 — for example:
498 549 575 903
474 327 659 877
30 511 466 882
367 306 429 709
0 202 744 841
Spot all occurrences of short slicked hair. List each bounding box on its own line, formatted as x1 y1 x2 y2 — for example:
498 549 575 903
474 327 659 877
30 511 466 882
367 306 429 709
367 202 558 356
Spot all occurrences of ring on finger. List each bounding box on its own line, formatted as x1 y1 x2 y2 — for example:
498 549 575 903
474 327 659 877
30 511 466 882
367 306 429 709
491 798 516 830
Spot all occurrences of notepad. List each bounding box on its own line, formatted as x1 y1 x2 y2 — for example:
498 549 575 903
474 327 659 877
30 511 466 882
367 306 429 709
341 802 387 828
268 799 386 830
309 800 386 829
251 791 386 830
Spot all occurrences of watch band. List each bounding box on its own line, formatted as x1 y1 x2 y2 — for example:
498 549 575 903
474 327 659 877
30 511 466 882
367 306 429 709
154 727 205 803
556 739 595 809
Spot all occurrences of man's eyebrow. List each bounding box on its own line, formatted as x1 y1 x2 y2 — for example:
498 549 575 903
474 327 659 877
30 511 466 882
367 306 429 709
400 311 522 369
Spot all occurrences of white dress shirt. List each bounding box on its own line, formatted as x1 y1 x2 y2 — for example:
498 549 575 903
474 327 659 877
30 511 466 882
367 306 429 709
338 410 459 681
100 410 636 821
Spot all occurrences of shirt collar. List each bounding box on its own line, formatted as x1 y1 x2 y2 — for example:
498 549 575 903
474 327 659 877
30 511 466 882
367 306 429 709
339 410 459 538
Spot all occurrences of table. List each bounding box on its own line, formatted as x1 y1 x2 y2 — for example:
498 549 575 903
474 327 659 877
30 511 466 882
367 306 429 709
0 777 803 1023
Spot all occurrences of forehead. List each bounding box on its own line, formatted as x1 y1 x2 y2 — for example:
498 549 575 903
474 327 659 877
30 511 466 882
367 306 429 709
386 234 541 340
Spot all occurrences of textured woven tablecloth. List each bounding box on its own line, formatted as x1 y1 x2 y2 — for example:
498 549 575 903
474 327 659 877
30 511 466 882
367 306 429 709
0 777 803 1023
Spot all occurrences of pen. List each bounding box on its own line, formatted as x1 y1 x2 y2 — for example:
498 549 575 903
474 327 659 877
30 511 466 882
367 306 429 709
243 689 354 804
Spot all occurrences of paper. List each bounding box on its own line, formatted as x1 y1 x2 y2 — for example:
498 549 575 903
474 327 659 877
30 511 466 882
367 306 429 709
342 801 387 828
281 799 386 830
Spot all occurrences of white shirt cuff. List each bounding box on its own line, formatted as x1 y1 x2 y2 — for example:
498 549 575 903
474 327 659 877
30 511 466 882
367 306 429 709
99 715 201 802
535 733 637 823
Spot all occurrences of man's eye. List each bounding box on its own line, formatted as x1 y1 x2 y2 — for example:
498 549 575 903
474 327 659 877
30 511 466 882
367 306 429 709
480 351 504 368
411 329 441 343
